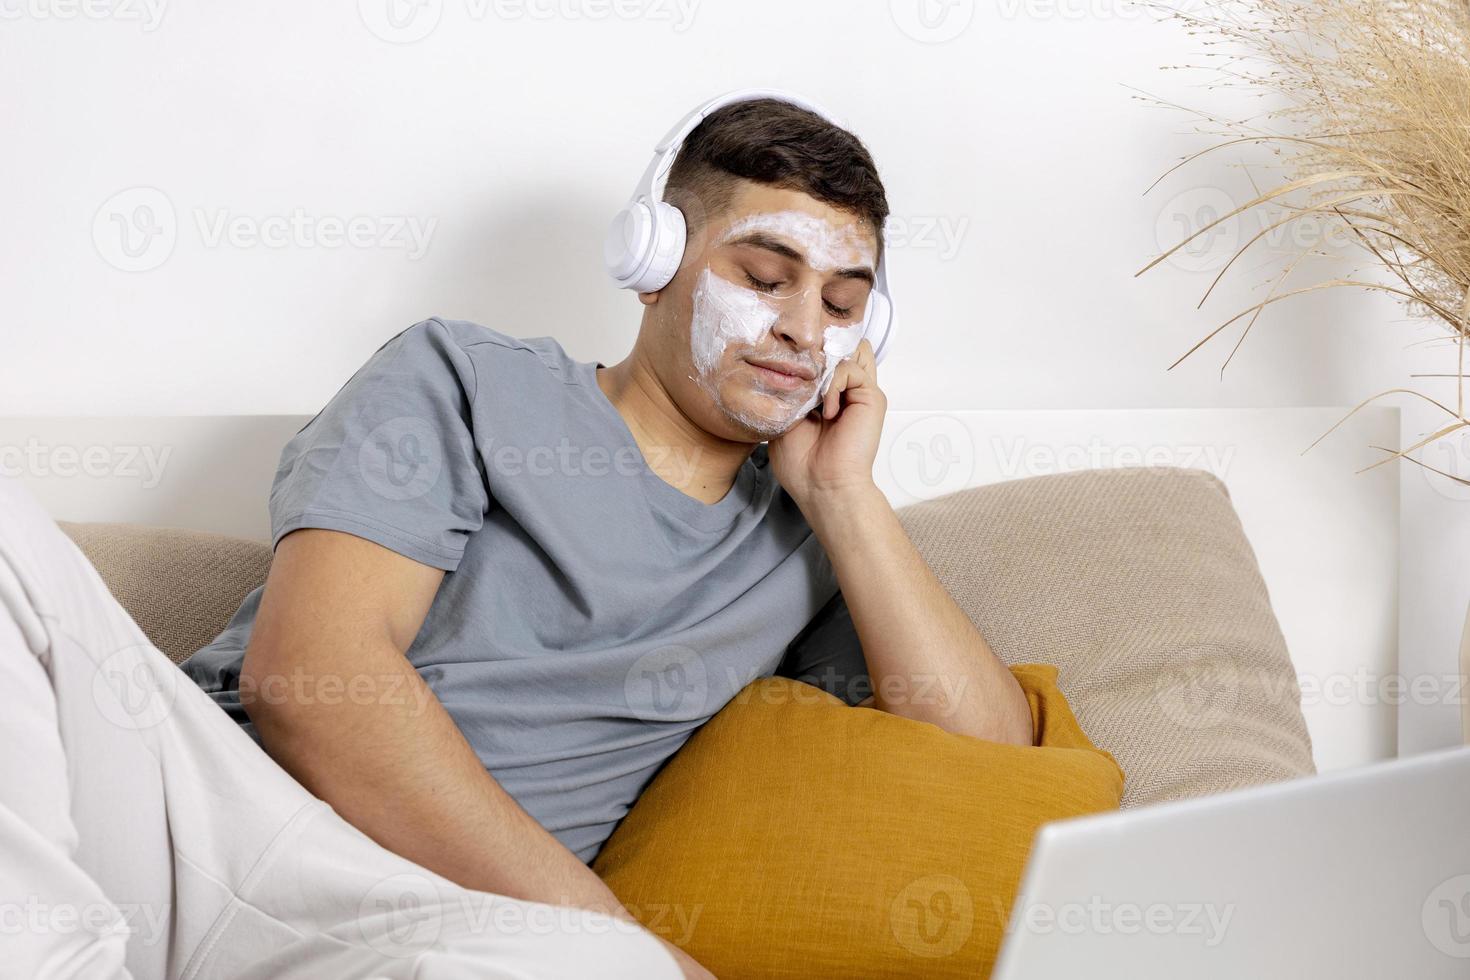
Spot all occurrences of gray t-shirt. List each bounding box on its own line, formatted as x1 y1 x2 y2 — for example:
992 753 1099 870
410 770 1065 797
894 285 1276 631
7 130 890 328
182 317 869 863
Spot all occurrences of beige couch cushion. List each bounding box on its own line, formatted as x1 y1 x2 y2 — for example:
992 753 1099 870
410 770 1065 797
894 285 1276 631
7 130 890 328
58 465 1314 803
895 465 1315 806
59 520 271 665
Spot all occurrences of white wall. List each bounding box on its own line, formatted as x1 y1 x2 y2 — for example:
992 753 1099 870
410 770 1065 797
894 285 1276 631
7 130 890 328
2 0 1464 750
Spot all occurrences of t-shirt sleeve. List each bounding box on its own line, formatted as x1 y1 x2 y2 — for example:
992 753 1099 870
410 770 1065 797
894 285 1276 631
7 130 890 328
774 587 872 706
269 318 489 571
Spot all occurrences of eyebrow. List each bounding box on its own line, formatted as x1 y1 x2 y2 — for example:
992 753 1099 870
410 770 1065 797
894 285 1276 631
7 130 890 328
722 231 876 286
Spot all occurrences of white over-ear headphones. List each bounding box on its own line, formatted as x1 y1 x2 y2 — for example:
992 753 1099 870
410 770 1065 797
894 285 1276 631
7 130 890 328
603 88 896 365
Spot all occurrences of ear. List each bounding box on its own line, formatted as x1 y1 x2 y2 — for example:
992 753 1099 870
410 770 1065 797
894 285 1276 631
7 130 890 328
636 290 660 307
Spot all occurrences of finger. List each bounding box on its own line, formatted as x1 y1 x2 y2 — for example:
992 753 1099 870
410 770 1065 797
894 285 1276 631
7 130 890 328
824 360 865 419
842 342 874 395
824 361 873 419
822 361 847 419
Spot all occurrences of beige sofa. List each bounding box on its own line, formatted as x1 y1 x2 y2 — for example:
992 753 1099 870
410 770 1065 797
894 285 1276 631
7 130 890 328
59 465 1315 808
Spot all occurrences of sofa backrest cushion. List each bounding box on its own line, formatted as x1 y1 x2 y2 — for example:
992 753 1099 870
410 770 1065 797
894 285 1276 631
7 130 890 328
58 465 1316 805
59 520 271 665
893 466 1315 807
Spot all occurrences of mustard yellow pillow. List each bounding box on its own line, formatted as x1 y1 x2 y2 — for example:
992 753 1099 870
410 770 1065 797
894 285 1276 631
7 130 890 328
593 664 1124 979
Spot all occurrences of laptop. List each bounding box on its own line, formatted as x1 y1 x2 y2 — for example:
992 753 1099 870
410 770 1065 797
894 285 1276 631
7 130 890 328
991 745 1470 979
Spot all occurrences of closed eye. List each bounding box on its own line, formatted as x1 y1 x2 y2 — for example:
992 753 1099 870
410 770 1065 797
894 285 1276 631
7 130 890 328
747 272 856 319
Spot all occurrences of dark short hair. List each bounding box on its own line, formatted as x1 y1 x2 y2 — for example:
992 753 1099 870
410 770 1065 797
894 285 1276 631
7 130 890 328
664 98 889 263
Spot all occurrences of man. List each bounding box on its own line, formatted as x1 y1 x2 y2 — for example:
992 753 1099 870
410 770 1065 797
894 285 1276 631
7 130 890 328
1 96 1030 979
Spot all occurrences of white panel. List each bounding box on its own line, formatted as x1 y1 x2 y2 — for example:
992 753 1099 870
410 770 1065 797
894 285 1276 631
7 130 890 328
0 416 310 541
1399 429 1470 754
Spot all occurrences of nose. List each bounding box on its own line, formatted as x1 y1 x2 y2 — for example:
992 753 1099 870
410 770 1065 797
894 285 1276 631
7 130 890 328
771 287 827 357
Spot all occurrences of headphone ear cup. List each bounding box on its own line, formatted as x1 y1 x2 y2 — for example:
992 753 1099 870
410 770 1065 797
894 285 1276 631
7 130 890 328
864 289 893 366
604 202 655 286
629 201 687 293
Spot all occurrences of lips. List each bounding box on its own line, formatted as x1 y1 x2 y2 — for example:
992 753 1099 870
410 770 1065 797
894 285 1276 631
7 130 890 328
744 356 816 381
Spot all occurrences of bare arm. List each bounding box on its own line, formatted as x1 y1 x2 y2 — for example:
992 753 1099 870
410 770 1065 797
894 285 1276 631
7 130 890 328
770 337 1033 748
801 486 1034 746
240 529 644 919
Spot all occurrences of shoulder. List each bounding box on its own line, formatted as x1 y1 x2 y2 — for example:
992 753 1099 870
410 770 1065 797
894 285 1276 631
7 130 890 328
390 317 580 384
365 318 581 404
384 317 554 361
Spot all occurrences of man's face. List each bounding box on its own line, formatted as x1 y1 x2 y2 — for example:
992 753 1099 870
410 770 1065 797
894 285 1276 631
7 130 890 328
645 180 879 442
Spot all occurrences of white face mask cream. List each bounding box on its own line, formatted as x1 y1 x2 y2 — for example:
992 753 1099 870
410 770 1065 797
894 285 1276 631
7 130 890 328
719 211 877 273
686 266 867 437
683 210 876 438
688 265 780 377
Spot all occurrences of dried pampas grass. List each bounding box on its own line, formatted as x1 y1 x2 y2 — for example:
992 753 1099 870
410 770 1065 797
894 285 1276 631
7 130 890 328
1138 0 1470 483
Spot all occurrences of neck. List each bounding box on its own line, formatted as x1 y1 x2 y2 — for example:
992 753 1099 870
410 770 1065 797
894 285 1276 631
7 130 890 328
594 350 753 505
